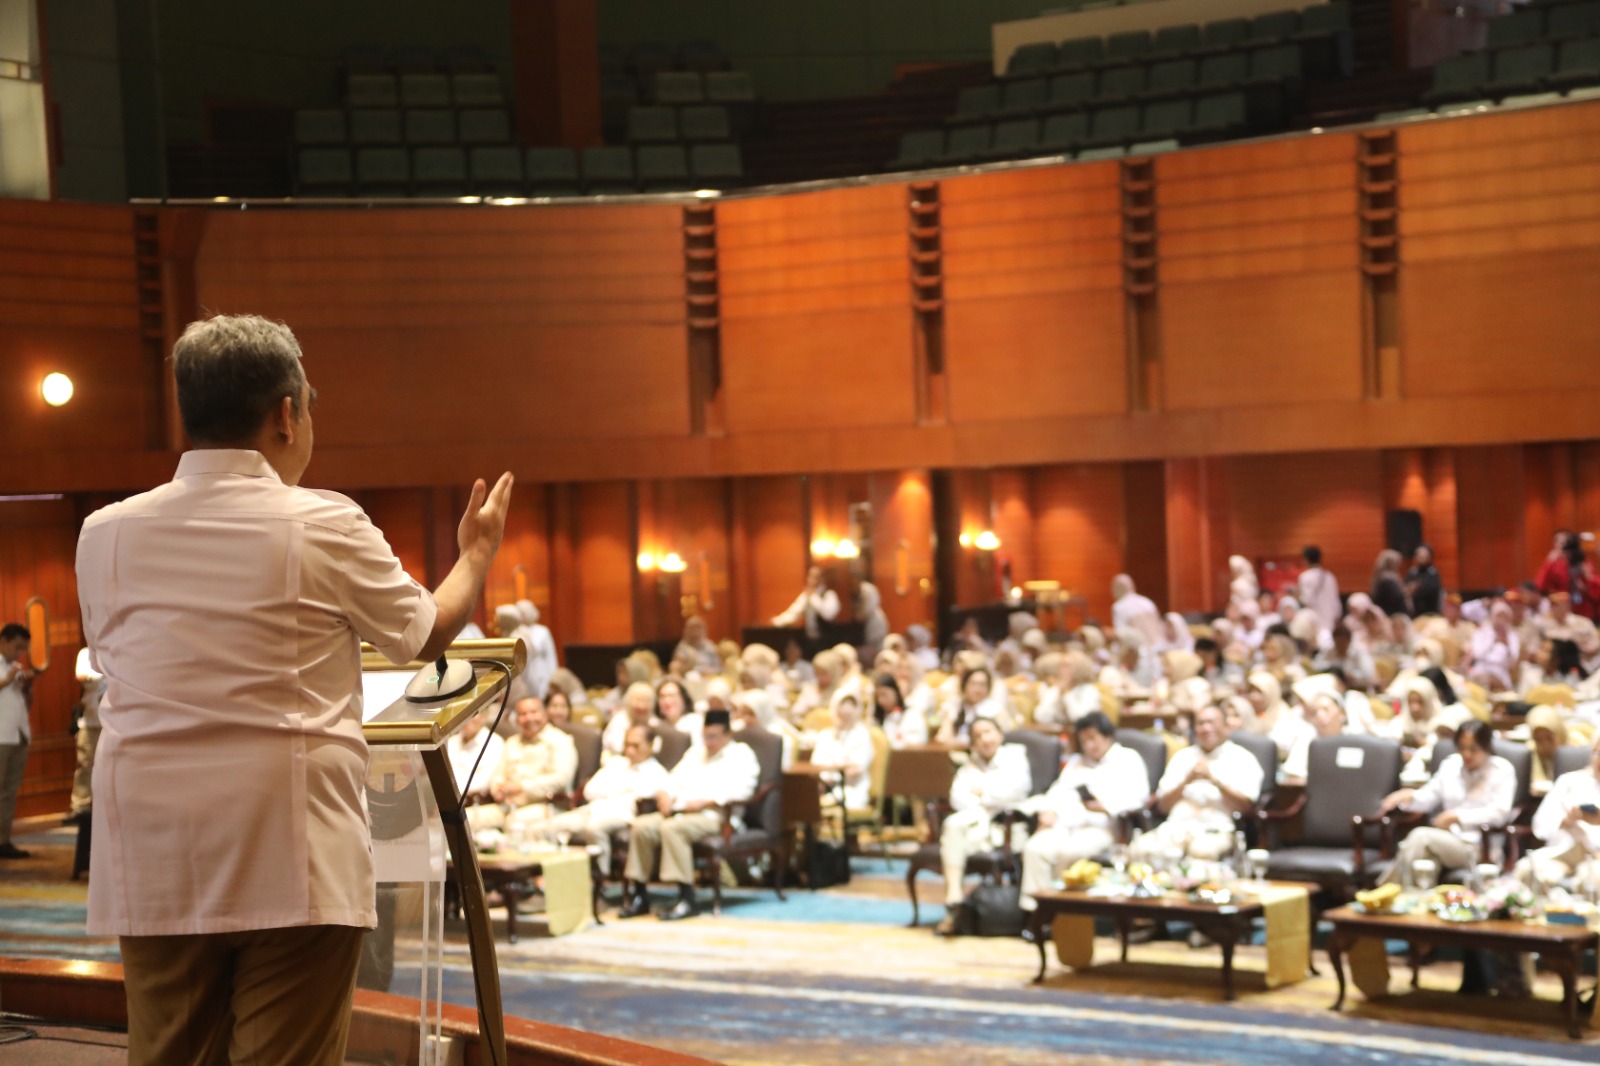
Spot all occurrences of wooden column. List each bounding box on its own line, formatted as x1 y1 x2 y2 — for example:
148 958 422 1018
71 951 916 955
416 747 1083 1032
509 0 602 147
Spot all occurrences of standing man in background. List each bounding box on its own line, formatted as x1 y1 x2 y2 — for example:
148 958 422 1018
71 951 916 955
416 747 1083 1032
71 644 106 823
0 622 34 859
77 314 512 1066
1298 545 1342 634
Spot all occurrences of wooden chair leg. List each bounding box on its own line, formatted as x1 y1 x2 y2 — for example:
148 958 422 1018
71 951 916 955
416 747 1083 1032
772 844 788 901
1409 943 1422 988
1118 917 1131 962
907 867 921 927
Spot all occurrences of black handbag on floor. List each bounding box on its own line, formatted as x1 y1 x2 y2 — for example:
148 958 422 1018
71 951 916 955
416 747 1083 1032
956 882 1025 938
808 839 851 888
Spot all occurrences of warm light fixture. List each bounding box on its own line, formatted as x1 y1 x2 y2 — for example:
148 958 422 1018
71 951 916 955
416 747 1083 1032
958 531 973 549
810 537 836 558
41 372 74 407
659 552 687 573
833 538 860 559
974 530 1001 552
636 551 657 572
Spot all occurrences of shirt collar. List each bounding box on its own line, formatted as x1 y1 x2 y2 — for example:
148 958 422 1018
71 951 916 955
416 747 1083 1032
175 449 283 483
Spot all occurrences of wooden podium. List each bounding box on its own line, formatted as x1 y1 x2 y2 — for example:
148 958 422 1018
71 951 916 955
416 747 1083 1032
361 637 525 1066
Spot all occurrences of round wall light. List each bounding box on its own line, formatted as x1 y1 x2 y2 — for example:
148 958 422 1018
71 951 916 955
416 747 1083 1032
41 372 74 407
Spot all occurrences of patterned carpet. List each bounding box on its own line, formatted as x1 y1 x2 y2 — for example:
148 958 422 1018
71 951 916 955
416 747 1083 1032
5 823 1599 1064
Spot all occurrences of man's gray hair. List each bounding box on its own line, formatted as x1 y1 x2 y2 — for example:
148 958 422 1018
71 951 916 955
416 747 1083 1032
172 314 306 446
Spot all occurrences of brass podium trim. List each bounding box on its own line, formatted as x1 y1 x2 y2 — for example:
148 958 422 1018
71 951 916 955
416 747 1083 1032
361 637 526 1066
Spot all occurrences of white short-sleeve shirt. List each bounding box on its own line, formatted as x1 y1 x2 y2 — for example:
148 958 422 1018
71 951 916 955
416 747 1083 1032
77 450 437 936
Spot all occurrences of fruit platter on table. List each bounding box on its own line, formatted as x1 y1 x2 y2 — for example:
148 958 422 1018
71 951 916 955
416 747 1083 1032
1427 885 1490 923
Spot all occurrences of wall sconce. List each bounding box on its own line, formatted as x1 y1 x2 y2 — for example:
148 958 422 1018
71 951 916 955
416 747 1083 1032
809 536 836 559
41 372 74 407
833 538 860 559
639 550 687 574
974 530 1001 552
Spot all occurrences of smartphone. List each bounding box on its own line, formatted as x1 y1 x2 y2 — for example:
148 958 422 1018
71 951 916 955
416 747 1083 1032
1580 803 1599 815
1076 784 1094 804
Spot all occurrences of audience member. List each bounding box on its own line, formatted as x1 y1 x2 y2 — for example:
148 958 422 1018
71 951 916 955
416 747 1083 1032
1018 713 1149 912
675 615 723 676
492 696 579 831
811 690 876 810
1407 545 1442 617
1516 732 1600 892
1110 574 1163 647
0 623 33 859
935 718 1031 935
620 709 760 921
1372 549 1411 617
1379 720 1516 887
521 723 669 866
71 644 104 823
1297 545 1341 634
1134 704 1262 863
772 566 841 638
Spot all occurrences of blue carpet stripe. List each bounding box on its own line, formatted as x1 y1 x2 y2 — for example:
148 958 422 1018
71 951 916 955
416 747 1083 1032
425 964 1596 1066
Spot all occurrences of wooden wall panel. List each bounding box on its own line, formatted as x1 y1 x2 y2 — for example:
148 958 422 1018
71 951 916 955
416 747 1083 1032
1400 104 1600 400
991 468 1036 588
484 484 552 633
718 184 916 434
1032 465 1126 624
1164 457 1235 613
0 499 84 818
193 205 690 450
356 489 432 586
941 164 1128 423
1158 134 1364 411
0 201 152 458
1225 451 1386 598
868 470 935 637
669 478 734 642
572 482 635 644
1456 445 1527 591
1122 461 1169 612
738 476 809 626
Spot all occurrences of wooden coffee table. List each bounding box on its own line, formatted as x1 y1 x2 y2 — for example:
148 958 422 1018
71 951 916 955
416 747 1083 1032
1324 904 1599 1038
1026 884 1310 1000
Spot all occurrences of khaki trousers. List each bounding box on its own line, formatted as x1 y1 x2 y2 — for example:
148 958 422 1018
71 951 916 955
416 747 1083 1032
1019 825 1114 910
0 739 28 845
120 924 365 1066
624 809 723 885
1384 827 1478 887
71 725 100 816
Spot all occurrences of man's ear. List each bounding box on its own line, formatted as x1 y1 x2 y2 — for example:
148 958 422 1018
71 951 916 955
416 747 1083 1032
275 394 297 443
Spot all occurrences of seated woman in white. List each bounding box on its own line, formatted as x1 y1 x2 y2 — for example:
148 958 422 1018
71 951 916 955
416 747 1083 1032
1379 719 1517 887
934 664 1013 748
656 676 702 745
873 670 927 749
812 689 877 811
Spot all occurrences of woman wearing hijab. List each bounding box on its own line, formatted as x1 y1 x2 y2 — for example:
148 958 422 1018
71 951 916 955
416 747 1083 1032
1245 671 1305 760
1229 555 1259 609
1157 612 1194 654
1525 705 1570 798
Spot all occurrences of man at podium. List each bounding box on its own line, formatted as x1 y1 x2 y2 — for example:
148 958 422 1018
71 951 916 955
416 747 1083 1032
76 314 513 1066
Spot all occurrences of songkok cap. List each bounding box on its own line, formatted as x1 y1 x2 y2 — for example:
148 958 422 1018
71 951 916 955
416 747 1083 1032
704 708 732 730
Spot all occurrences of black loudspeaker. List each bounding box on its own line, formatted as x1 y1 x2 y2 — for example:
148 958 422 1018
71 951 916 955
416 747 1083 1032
1386 509 1423 556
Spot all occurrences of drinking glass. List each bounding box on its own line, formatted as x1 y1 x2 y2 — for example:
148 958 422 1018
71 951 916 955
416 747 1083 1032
1411 858 1438 892
1110 842 1129 875
1247 849 1270 883
556 830 573 850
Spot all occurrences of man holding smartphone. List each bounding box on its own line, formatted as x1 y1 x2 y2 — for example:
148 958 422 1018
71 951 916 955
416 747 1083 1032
1018 712 1150 913
1520 732 1600 892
